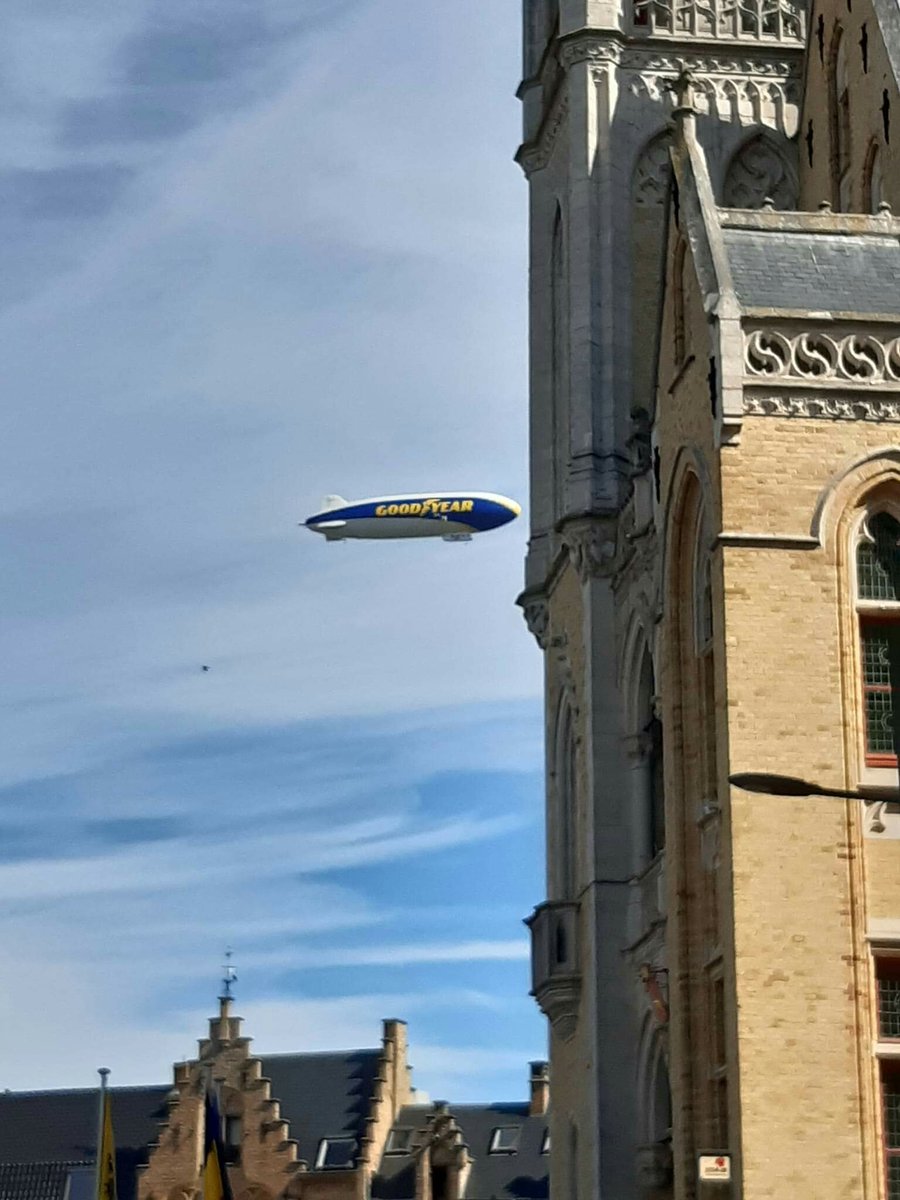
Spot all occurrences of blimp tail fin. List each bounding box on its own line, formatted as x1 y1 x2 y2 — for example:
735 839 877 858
321 494 348 512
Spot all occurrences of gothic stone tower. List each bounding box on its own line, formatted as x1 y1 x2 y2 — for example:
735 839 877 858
517 1 807 1197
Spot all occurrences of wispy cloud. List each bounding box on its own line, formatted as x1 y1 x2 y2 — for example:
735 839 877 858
0 0 541 1103
284 941 530 969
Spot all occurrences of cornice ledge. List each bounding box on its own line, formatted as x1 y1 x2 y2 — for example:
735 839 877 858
716 530 819 549
557 28 623 72
619 42 802 76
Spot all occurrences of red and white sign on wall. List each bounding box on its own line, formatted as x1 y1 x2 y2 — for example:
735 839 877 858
697 1153 732 1183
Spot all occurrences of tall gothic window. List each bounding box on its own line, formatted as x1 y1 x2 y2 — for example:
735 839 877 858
830 29 852 209
551 206 569 523
856 512 900 767
555 700 577 898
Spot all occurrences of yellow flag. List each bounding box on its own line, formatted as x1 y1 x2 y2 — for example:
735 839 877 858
203 1092 232 1200
97 1093 117 1200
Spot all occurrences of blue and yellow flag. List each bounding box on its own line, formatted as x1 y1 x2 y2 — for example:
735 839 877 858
97 1092 116 1200
203 1092 233 1200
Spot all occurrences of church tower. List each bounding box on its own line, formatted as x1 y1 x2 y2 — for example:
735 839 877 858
517 1 807 1197
519 0 900 1197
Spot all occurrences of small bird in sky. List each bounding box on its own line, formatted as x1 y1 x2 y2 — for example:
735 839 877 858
201 665 210 672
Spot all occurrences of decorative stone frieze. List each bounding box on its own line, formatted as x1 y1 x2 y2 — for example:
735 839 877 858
744 393 900 420
744 329 900 390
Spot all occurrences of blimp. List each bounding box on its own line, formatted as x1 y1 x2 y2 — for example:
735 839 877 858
304 492 521 542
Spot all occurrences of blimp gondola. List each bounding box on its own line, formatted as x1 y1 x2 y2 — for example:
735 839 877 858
304 492 521 542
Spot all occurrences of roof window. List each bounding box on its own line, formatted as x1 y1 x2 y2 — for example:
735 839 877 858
489 1127 520 1154
386 1128 415 1154
316 1137 356 1170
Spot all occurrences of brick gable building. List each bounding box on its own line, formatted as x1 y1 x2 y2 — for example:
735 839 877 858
0 1004 549 1200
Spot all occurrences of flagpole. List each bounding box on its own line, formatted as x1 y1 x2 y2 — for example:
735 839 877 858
95 1068 110 1200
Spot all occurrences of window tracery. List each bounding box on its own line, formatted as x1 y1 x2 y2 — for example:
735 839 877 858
632 0 803 39
722 134 797 209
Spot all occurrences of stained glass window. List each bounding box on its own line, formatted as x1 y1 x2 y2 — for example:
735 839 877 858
858 512 900 764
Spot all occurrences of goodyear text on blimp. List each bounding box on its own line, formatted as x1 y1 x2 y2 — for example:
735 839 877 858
374 498 476 518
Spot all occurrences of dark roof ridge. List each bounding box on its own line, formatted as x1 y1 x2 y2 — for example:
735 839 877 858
258 1047 379 1061
0 1084 169 1098
0 1161 91 1167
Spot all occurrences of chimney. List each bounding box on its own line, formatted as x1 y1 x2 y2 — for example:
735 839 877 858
529 1061 549 1116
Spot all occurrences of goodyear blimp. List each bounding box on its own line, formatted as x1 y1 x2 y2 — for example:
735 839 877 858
304 492 521 542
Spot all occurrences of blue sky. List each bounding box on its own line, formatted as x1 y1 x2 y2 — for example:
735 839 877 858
0 0 545 1101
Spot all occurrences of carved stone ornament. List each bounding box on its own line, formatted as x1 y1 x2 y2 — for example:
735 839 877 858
518 93 569 176
562 522 619 582
744 330 900 392
521 596 550 649
627 408 654 474
559 37 621 72
619 48 800 77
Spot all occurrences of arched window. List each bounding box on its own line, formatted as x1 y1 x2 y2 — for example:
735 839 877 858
554 700 577 898
636 649 666 861
856 511 900 766
830 28 852 208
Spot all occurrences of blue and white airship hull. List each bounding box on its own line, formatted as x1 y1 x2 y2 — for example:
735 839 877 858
304 492 521 542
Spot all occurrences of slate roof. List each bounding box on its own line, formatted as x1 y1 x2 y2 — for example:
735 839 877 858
0 1087 170 1200
259 1050 382 1168
0 1163 87 1200
373 1104 549 1200
722 228 900 316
